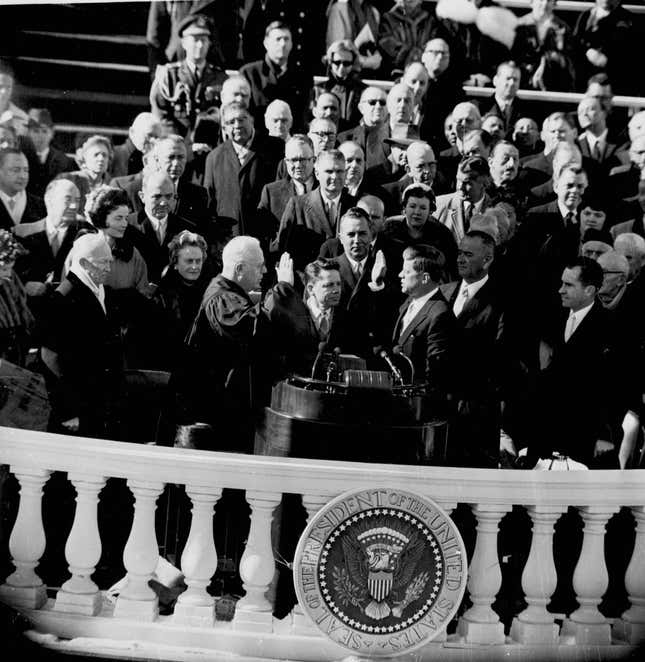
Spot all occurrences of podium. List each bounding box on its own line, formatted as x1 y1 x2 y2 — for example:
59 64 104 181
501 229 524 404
255 370 448 466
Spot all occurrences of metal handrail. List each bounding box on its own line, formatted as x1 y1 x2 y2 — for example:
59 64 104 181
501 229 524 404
429 0 645 13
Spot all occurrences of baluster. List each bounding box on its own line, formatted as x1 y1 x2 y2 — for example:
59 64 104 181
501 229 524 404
54 473 106 615
0 467 51 609
291 492 331 634
114 479 164 621
233 489 281 633
615 507 645 644
457 503 511 644
510 506 566 644
562 506 618 645
173 484 222 626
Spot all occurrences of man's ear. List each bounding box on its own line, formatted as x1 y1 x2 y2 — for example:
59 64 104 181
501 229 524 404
138 189 145 203
79 257 90 271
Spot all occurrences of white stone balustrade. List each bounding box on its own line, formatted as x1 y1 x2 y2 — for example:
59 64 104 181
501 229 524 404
54 472 106 616
173 484 222 626
510 506 566 644
0 466 50 609
457 503 511 644
616 507 645 644
233 489 281 633
562 506 618 644
113 479 165 621
1 426 645 661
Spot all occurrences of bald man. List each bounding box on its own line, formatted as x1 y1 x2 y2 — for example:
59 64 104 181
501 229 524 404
178 235 273 452
14 179 91 303
111 112 162 178
125 170 198 282
383 141 438 216
41 232 122 437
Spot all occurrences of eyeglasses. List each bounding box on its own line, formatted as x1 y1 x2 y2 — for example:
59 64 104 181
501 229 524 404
424 49 448 57
285 157 313 164
331 59 353 67
603 270 625 276
310 131 336 138
365 99 386 106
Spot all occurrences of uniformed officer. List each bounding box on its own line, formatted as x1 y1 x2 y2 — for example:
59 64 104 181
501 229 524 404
150 14 228 138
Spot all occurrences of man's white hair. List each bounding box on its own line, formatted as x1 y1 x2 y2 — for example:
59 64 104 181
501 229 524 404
222 236 262 272
615 232 645 258
265 99 292 120
69 232 111 271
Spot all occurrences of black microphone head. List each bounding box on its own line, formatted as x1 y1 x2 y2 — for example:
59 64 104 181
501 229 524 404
333 346 341 355
392 345 402 355
372 344 384 356
318 341 327 352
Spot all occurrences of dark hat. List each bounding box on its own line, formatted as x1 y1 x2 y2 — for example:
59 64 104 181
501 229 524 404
383 123 420 147
27 108 54 129
177 14 214 38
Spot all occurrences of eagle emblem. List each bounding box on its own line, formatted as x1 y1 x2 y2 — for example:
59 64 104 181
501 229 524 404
333 517 430 621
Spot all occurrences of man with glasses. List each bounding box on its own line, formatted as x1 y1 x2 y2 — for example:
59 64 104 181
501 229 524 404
240 21 308 133
257 134 316 248
150 15 227 137
277 149 355 271
203 102 283 236
307 118 337 156
338 87 390 171
419 38 464 151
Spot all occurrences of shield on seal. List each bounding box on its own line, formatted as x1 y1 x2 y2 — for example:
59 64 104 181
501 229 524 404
368 570 392 602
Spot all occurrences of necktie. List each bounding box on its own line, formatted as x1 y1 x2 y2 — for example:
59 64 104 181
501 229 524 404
565 211 575 228
463 202 472 231
7 198 15 213
592 141 602 161
51 231 61 256
454 286 469 317
355 262 363 279
564 312 576 342
328 200 337 226
319 311 330 339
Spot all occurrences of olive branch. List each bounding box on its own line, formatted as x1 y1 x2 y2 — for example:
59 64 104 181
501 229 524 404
392 571 429 618
332 566 365 608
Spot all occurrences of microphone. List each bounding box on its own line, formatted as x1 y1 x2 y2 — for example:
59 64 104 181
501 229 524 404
311 341 327 380
326 347 341 382
392 345 415 385
373 345 404 385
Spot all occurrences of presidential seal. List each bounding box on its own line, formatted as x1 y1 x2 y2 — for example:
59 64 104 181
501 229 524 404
293 488 467 657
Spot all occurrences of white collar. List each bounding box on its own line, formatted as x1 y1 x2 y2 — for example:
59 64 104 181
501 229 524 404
495 95 513 110
0 189 25 204
69 264 106 313
146 212 168 230
584 128 608 146
458 274 488 298
345 254 367 274
307 295 331 321
320 190 342 206
568 300 594 326
408 287 438 312
45 216 66 237
558 201 578 221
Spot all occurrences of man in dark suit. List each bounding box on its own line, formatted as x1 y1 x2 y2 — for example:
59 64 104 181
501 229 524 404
441 231 505 467
111 135 209 232
393 244 455 407
608 134 645 207
257 134 315 250
523 112 578 188
0 148 46 231
25 109 76 197
110 112 162 179
125 171 197 283
150 14 228 137
337 87 391 171
520 165 589 321
483 61 524 138
204 102 283 237
239 21 308 132
576 96 620 174
528 257 620 467
277 149 355 272
13 179 87 306
40 233 122 438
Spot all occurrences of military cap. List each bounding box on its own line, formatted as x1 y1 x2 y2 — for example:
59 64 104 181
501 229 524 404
177 14 214 38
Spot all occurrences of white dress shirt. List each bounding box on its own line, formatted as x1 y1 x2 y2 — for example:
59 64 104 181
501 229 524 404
45 216 67 253
345 254 367 279
564 301 594 342
0 189 27 225
400 287 438 335
231 130 255 166
307 296 332 337
453 274 488 317
584 129 608 159
37 148 50 165
146 212 168 245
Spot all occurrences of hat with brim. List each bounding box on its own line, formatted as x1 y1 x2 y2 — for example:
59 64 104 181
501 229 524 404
27 108 54 129
178 14 213 38
383 123 420 147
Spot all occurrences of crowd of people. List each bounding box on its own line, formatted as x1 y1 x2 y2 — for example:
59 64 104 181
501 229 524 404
1 0 645 471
